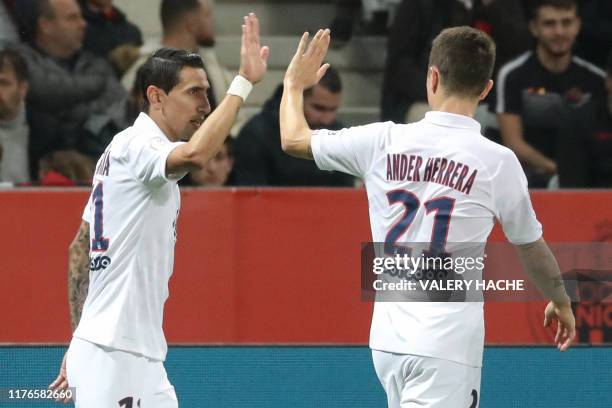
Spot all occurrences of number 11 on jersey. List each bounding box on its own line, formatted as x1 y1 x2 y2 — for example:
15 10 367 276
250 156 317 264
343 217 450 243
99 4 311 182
91 182 110 252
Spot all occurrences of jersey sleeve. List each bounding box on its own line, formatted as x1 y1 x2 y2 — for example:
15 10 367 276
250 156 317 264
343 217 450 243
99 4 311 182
125 136 187 187
495 66 522 114
310 122 390 178
492 150 542 244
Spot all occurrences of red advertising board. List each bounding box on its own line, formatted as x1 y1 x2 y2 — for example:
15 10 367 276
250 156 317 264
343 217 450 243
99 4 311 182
1 189 610 344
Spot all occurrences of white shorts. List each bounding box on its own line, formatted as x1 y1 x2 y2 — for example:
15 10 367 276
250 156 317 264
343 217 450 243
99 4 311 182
372 349 481 408
66 337 178 408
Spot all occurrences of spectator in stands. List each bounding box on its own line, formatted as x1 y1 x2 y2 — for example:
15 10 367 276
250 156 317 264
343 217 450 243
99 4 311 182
382 0 532 124
574 0 612 69
329 0 401 44
233 67 354 187
123 64 146 125
184 137 235 187
0 0 18 48
0 48 30 184
15 0 127 179
122 0 236 124
496 0 606 187
381 0 471 123
38 149 94 186
79 0 143 76
588 51 612 187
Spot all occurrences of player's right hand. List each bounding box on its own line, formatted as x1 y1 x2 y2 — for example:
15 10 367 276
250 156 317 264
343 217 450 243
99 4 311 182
48 351 72 403
238 13 269 84
543 301 576 352
284 29 331 91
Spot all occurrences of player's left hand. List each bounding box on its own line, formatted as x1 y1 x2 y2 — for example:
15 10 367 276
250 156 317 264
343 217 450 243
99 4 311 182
48 351 72 403
543 301 576 352
284 29 331 91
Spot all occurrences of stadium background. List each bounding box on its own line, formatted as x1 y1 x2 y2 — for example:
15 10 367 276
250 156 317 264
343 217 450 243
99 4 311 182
1 189 611 406
1 0 611 406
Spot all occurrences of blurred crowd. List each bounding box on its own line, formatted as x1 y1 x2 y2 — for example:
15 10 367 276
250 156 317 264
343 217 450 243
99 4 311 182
0 0 610 188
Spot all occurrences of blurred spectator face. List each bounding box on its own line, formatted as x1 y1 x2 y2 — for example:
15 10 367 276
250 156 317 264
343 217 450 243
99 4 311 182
0 58 27 123
156 66 211 141
189 141 233 186
191 0 215 47
303 84 342 129
39 0 87 57
530 5 580 57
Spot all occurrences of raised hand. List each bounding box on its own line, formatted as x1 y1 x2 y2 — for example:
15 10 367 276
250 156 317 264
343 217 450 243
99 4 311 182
284 29 331 91
239 13 269 84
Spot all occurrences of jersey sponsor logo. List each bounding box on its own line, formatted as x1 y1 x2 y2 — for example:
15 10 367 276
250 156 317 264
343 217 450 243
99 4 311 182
90 255 111 272
386 154 477 195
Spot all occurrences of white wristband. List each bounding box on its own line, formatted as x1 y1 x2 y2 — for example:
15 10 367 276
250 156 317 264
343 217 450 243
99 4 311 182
227 75 253 102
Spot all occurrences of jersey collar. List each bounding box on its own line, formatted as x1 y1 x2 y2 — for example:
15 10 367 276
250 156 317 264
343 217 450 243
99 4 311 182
424 111 481 132
135 112 170 140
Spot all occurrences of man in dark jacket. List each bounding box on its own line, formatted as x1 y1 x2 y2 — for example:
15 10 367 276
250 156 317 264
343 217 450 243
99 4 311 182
496 0 606 187
234 66 354 186
588 50 612 187
16 0 127 178
575 0 612 69
79 0 142 74
381 0 532 123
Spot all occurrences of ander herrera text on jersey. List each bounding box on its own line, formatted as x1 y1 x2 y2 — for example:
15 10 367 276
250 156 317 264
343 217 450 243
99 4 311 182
386 154 477 195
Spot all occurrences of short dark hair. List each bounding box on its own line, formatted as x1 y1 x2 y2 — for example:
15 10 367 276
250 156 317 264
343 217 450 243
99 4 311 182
14 0 55 43
0 48 29 82
428 26 496 98
530 0 577 20
138 48 205 112
161 0 200 33
305 65 342 96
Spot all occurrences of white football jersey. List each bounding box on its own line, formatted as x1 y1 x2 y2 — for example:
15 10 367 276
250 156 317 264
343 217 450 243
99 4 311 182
74 113 186 361
311 111 542 367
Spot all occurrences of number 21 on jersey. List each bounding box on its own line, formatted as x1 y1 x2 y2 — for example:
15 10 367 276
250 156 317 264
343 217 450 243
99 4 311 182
384 189 455 256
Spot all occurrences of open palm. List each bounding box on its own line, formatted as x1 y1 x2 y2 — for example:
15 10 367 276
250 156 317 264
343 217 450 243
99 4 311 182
239 13 269 84
284 29 331 90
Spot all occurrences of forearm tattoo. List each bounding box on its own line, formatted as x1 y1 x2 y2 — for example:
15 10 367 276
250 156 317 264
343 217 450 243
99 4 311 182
68 222 90 331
